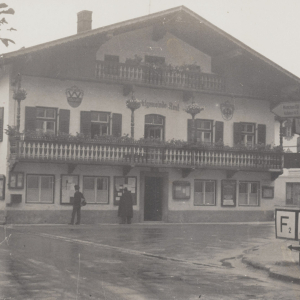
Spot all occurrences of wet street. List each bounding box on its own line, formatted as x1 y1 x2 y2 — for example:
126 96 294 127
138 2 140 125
0 223 299 299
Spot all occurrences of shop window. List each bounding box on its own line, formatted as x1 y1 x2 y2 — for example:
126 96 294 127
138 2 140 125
61 175 79 204
114 176 137 205
83 176 109 204
144 114 165 140
81 111 122 138
9 172 24 189
173 181 190 200
25 107 70 134
286 182 300 206
233 122 266 146
194 180 216 206
26 174 54 203
238 181 260 206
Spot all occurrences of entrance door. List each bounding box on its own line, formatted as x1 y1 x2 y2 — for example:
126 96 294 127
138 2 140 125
144 176 163 221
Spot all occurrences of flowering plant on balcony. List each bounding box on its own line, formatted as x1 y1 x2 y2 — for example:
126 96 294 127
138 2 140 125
185 102 204 117
126 95 141 111
13 88 27 101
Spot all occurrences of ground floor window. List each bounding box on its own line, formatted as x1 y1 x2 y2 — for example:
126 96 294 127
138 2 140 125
61 175 79 204
238 181 259 206
26 174 54 203
83 176 109 204
286 182 300 205
194 180 216 206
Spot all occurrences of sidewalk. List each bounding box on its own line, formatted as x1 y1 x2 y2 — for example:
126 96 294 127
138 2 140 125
242 239 300 284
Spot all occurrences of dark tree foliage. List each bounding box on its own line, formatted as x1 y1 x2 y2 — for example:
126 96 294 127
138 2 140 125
0 3 15 47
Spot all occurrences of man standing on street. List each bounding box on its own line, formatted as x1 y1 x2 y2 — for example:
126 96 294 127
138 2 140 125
69 185 85 225
118 187 133 224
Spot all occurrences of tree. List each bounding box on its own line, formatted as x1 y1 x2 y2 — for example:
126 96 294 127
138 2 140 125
0 3 15 47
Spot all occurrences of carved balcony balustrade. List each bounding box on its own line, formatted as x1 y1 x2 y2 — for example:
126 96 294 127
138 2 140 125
10 138 284 172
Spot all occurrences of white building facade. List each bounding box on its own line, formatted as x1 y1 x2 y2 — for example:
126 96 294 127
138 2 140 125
0 7 298 224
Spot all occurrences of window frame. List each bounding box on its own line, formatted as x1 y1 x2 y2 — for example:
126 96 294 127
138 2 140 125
26 174 55 204
9 172 24 189
173 181 191 200
60 174 79 205
194 179 216 206
36 106 57 134
240 122 255 146
286 182 300 206
195 119 213 144
144 114 165 141
82 176 110 204
0 107 3 142
91 111 111 138
238 181 260 206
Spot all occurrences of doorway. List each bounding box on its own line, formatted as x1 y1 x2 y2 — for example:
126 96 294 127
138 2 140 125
144 176 163 221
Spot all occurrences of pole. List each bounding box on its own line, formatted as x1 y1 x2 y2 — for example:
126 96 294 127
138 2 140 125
279 119 283 147
131 109 134 138
16 99 21 133
191 115 195 143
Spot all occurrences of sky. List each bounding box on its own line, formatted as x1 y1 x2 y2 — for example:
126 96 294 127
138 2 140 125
1 0 300 77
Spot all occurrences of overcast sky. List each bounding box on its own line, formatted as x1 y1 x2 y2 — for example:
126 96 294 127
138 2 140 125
2 0 300 77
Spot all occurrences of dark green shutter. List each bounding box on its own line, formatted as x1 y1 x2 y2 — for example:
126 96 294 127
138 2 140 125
59 109 70 134
257 124 266 144
233 122 242 145
215 121 224 143
112 113 122 137
0 107 3 142
25 107 37 132
80 111 91 137
187 119 192 142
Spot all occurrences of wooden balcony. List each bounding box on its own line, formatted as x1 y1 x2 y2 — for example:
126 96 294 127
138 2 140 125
10 139 284 173
95 61 225 92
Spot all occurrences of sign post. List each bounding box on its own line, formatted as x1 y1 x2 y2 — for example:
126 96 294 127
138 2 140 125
275 208 300 265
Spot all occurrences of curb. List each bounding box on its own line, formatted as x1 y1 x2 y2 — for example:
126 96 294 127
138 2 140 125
242 256 300 285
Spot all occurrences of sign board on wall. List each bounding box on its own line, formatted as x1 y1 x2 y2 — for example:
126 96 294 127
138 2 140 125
221 180 236 207
275 209 300 240
272 102 300 118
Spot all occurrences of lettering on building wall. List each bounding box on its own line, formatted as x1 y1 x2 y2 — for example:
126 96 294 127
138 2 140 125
141 100 179 111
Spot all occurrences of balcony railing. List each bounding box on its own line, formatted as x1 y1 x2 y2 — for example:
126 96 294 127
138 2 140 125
95 61 225 92
11 139 283 171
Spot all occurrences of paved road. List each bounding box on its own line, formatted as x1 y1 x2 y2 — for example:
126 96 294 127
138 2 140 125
0 223 299 299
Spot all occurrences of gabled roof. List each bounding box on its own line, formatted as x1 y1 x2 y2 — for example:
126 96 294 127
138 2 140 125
1 5 299 84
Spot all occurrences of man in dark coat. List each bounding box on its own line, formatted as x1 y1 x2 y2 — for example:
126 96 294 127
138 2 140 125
118 187 133 224
69 185 85 225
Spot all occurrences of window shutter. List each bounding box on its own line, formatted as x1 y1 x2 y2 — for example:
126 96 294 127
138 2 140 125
187 119 192 142
25 107 37 132
112 113 122 137
215 121 224 143
0 107 3 142
59 109 70 134
80 111 91 136
257 124 266 144
233 122 242 145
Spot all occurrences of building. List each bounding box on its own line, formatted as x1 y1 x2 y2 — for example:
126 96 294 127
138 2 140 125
0 6 299 224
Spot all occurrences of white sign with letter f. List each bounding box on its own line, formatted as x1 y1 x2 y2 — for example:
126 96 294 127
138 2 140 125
275 209 297 240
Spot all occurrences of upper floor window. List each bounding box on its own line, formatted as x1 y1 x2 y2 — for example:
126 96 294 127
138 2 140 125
187 119 223 144
81 111 122 138
144 114 165 140
234 123 266 146
36 107 57 134
104 54 119 63
286 182 300 206
144 55 165 65
25 106 70 135
238 181 259 206
91 111 110 138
